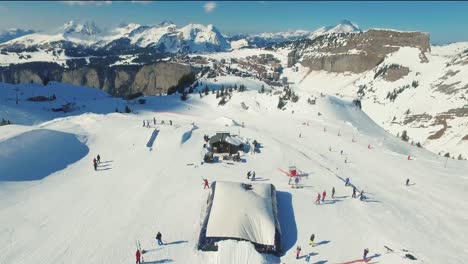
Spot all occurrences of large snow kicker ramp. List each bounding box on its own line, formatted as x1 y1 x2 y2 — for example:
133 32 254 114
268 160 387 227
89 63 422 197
198 181 282 256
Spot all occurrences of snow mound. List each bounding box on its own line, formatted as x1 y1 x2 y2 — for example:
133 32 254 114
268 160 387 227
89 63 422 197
0 129 88 181
215 116 239 127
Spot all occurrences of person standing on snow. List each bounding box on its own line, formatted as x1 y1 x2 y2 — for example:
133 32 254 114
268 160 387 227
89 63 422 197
352 187 357 198
203 178 210 189
247 171 252 179
332 187 335 199
251 171 256 181
316 193 321 205
406 178 410 186
360 190 365 201
322 190 326 202
156 232 163 246
294 176 299 187
97 154 101 164
143 120 145 127
296 245 302 259
136 249 141 264
363 248 369 259
93 158 97 171
345 178 350 186
153 117 156 125
309 234 315 246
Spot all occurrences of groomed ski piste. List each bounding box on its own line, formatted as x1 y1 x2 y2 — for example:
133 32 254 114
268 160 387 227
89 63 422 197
1 81 468 264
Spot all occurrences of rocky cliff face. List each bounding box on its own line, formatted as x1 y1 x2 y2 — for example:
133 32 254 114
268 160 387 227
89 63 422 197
0 62 193 97
288 29 430 73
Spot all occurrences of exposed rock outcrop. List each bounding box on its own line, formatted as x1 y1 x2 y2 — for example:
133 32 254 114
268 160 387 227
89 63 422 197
0 62 193 97
296 29 430 73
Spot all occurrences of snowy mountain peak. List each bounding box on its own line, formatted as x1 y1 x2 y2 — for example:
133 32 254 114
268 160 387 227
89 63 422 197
0 28 35 44
62 20 101 36
157 20 176 27
328 19 361 34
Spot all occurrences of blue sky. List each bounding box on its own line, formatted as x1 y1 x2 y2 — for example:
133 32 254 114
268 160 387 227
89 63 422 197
0 1 467 44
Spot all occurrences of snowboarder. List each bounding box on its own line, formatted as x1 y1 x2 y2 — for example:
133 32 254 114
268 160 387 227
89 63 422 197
309 234 315 246
352 187 357 198
247 171 252 179
363 248 369 259
406 178 410 186
332 187 335 199
322 191 326 202
156 232 163 245
136 249 141 264
97 154 101 164
296 245 302 259
360 190 365 201
345 178 350 186
203 178 210 189
316 193 321 205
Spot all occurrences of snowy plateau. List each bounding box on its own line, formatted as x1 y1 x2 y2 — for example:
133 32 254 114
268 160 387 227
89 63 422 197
0 19 468 264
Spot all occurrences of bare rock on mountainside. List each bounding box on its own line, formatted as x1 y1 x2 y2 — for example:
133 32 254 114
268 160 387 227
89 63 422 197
0 62 193 97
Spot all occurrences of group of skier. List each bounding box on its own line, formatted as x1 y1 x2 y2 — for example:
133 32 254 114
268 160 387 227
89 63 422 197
92 154 101 171
296 234 370 262
135 232 164 263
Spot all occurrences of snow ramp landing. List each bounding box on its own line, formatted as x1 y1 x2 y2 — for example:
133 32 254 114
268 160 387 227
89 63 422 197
216 240 268 264
0 129 89 181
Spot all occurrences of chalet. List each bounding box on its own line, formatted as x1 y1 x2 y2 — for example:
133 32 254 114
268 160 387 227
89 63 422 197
209 132 243 154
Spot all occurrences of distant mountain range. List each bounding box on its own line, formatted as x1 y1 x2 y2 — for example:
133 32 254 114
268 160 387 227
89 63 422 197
0 20 361 54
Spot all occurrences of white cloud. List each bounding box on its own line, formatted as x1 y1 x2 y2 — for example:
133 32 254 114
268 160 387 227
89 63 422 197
204 1 216 13
62 1 112 6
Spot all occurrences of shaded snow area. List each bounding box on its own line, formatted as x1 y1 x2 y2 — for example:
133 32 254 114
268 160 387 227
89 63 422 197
0 129 88 181
0 82 467 264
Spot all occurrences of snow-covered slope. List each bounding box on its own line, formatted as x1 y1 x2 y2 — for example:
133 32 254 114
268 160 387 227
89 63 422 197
0 29 35 44
0 82 467 264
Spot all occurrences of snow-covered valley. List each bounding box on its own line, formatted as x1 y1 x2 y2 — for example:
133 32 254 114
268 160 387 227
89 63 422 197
1 82 467 264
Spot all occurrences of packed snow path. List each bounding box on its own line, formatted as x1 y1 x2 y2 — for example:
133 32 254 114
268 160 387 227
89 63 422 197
1 88 467 264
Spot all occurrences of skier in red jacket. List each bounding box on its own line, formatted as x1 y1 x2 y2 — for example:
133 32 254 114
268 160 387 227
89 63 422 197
136 249 141 264
203 178 210 189
316 193 321 205
322 190 326 202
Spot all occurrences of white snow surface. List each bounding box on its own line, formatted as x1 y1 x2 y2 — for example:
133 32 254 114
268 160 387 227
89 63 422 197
0 81 467 264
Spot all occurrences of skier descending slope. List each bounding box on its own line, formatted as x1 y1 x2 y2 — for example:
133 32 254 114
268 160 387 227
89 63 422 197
363 248 369 259
309 234 315 246
296 245 302 259
345 177 350 186
203 178 210 189
156 232 163 245
135 249 141 264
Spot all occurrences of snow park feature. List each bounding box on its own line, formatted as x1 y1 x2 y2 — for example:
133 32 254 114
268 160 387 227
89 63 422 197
198 181 282 255
0 129 89 181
